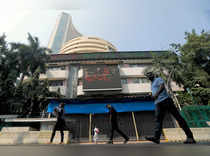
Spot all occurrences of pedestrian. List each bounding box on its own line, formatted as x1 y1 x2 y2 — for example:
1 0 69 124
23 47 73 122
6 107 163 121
106 104 129 144
49 102 67 144
93 126 100 144
145 72 196 144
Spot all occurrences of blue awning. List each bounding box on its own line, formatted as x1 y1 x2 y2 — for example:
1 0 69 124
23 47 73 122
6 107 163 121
47 100 155 114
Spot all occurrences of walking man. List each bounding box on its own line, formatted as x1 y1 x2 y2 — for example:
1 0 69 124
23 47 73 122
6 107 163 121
106 104 129 144
145 72 196 144
49 102 67 144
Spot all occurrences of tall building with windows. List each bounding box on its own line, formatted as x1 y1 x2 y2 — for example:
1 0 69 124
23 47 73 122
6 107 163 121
48 12 82 53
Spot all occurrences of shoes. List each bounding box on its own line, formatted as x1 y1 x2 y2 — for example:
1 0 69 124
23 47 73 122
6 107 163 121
47 142 52 144
107 140 113 144
123 138 129 144
59 142 64 144
184 138 196 144
145 137 160 144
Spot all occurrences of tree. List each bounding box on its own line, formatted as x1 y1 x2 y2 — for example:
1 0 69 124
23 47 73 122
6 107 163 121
10 33 62 116
20 68 62 116
0 33 60 115
0 35 20 114
145 30 210 106
11 33 51 86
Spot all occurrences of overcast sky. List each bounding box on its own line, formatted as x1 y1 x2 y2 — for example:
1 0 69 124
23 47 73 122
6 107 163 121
0 0 209 51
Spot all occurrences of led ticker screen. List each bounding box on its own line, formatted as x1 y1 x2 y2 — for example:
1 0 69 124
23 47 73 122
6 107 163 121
83 64 122 91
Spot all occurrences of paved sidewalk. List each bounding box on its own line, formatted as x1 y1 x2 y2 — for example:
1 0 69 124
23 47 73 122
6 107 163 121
75 139 169 145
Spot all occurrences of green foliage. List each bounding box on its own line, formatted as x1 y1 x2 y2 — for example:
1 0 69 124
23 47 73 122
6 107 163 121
19 68 62 116
0 33 61 115
0 34 20 114
11 33 51 86
176 92 194 107
191 87 210 106
145 30 210 106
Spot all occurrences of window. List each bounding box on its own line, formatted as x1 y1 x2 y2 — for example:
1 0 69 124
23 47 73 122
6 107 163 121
60 66 66 70
129 64 145 67
139 78 149 83
121 79 127 84
49 80 64 87
129 64 138 67
127 78 133 84
121 78 149 85
48 66 66 71
123 64 130 67
132 78 140 83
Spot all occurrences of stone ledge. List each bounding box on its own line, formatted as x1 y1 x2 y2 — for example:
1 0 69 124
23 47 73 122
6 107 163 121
1 127 34 132
163 128 210 143
0 131 69 145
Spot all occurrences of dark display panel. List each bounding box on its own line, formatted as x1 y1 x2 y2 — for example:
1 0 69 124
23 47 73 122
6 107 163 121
83 64 122 91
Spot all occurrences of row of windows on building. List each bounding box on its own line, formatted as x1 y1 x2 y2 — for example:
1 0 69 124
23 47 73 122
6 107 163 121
47 64 148 71
120 78 149 84
119 64 148 68
48 78 150 87
47 66 66 70
49 80 64 87
77 78 149 86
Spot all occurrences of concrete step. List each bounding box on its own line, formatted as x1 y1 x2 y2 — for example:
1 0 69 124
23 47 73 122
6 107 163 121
0 130 69 145
1 127 34 132
163 127 210 143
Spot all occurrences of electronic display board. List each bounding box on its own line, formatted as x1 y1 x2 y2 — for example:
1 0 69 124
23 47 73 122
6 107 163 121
83 64 122 91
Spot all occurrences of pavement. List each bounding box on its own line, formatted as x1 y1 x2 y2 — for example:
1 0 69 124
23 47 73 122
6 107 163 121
0 142 210 156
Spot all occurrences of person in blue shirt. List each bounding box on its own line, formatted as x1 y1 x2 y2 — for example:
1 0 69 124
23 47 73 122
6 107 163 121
145 72 196 144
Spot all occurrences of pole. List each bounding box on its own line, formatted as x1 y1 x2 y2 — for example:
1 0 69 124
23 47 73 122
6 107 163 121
166 68 182 111
131 112 139 141
89 114 92 142
174 94 182 111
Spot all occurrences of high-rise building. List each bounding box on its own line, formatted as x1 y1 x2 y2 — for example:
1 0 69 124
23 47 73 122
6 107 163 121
48 12 82 53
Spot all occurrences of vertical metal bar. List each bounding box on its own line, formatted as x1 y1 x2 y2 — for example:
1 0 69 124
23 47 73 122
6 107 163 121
132 112 139 141
174 94 182 111
89 114 92 142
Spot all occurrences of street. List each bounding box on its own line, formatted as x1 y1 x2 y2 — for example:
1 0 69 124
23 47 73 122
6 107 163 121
0 143 209 156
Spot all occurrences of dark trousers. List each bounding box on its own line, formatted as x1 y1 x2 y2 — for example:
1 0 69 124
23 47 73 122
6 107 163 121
109 123 129 141
50 119 66 143
154 98 193 139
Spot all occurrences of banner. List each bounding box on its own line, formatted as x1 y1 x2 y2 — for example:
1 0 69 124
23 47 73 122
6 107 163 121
47 100 155 114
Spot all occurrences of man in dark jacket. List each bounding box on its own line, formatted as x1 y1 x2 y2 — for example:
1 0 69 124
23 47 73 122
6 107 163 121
145 72 196 144
106 104 129 144
49 102 67 144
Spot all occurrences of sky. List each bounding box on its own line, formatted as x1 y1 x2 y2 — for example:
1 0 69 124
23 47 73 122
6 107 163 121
0 0 209 51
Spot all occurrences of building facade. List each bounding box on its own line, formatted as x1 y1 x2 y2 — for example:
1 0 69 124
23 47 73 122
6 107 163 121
41 51 181 98
40 50 181 141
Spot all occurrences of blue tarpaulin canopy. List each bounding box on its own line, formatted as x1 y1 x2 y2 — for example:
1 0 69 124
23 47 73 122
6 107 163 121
47 100 155 114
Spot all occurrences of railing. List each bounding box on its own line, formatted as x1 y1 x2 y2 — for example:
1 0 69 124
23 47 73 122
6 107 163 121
181 106 210 127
